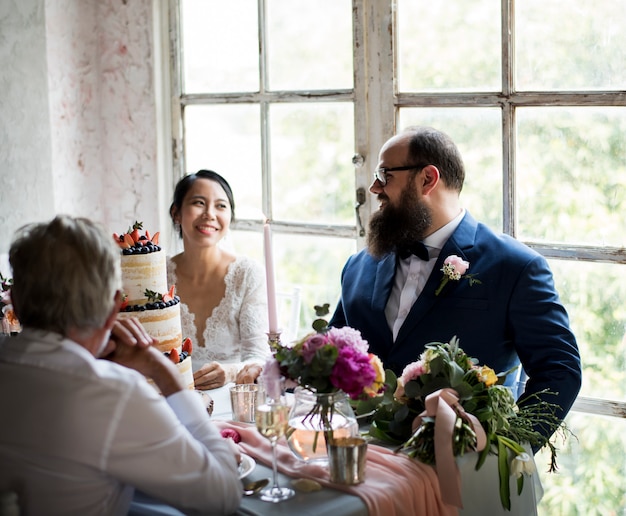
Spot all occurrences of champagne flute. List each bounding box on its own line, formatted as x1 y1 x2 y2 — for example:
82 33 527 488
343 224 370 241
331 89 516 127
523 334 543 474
255 376 295 503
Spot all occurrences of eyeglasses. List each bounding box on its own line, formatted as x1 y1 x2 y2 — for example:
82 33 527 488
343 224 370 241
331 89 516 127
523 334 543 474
373 164 427 186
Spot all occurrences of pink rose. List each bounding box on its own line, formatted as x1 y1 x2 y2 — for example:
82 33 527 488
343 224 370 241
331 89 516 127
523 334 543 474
301 333 328 363
444 255 469 275
401 360 426 384
220 428 242 443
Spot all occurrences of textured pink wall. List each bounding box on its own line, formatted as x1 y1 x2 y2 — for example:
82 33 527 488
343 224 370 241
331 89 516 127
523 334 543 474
0 0 161 261
47 0 159 234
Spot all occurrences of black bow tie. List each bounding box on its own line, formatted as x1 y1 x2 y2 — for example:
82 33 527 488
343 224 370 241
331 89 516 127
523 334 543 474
397 242 429 261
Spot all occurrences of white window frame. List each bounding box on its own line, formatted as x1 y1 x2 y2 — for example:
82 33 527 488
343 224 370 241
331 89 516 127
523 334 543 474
164 0 626 421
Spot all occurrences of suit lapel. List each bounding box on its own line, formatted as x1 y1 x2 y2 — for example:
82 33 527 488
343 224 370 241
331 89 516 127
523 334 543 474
394 213 479 346
371 253 396 312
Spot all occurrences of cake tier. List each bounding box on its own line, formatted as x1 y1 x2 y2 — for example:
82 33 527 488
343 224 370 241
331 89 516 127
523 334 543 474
146 356 195 392
118 303 182 354
120 251 168 305
177 356 195 390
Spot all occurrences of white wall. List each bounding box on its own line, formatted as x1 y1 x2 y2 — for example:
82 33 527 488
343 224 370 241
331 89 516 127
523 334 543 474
0 0 55 261
0 0 167 273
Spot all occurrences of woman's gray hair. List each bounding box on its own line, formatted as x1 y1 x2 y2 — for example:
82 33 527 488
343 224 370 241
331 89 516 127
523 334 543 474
9 215 122 336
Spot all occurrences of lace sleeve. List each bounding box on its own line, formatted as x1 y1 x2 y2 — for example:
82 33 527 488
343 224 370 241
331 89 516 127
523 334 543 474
237 259 272 365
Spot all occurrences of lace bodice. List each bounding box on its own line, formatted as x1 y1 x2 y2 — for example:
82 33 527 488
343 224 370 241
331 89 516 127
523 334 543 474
167 256 271 383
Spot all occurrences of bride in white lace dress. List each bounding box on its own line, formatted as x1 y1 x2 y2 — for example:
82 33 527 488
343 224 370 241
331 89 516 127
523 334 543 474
168 170 270 389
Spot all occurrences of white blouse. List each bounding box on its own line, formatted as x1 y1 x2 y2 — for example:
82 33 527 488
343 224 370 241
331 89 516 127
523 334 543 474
167 256 271 383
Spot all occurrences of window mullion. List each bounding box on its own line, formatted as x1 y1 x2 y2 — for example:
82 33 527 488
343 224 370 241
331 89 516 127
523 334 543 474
502 0 515 237
355 0 395 225
258 0 272 220
169 0 184 182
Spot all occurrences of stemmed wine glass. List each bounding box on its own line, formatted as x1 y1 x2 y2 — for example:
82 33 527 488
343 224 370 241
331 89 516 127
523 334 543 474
255 375 295 503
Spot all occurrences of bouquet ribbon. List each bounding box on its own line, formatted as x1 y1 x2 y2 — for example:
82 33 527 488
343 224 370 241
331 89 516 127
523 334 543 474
412 387 487 508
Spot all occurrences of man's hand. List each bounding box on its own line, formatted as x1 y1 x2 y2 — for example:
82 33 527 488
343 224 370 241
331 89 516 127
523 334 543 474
193 362 227 390
101 316 184 396
100 317 156 359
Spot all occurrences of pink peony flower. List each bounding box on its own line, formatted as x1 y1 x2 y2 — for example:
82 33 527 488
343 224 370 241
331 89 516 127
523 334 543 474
326 326 369 354
330 345 376 398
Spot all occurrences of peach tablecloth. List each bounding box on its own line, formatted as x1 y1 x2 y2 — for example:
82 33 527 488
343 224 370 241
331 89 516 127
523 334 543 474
215 420 457 516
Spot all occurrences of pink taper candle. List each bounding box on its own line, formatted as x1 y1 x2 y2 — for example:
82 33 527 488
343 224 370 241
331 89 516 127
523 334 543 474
263 220 279 333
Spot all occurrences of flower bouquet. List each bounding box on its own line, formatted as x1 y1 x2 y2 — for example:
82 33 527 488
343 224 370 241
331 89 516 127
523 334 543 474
267 304 385 462
0 273 20 335
363 337 568 510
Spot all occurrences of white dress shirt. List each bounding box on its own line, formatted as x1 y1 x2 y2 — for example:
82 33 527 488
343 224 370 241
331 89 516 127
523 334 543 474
0 329 242 516
385 210 465 340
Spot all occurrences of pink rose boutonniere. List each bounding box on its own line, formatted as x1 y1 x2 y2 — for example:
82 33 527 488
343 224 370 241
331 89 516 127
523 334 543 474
434 255 481 296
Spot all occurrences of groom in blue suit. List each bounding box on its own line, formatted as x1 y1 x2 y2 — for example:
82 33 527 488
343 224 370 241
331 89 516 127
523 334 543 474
330 126 581 436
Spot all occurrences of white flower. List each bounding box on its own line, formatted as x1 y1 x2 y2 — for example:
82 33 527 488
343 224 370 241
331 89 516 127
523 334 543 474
510 452 536 478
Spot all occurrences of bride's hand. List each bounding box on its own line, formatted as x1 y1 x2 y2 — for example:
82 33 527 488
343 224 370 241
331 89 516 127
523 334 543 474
235 363 263 384
193 362 226 390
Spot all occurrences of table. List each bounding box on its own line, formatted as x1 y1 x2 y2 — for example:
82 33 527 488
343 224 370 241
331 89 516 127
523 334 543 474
128 385 367 516
128 384 541 516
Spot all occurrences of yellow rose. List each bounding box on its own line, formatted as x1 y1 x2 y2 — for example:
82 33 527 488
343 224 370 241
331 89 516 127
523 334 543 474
364 353 385 397
478 366 498 387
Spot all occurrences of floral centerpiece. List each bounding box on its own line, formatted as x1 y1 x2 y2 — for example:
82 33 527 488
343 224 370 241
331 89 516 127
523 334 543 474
359 337 568 510
0 272 20 335
267 304 385 462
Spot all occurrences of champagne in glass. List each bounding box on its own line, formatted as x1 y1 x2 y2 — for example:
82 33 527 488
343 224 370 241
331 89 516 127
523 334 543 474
255 376 295 503
255 403 289 440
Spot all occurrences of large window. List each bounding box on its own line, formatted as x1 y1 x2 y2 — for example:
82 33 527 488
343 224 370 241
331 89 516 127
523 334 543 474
169 1 626 513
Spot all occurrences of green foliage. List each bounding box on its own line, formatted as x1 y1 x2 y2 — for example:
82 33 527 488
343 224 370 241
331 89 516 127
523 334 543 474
365 337 570 510
143 289 163 302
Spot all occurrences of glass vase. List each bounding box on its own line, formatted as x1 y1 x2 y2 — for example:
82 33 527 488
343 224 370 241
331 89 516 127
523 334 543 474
286 387 359 465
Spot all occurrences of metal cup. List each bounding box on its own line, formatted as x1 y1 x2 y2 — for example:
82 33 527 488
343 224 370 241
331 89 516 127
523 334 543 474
328 437 367 485
229 384 260 423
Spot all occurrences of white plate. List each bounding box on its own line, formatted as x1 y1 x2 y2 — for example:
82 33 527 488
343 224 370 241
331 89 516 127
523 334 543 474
238 453 255 479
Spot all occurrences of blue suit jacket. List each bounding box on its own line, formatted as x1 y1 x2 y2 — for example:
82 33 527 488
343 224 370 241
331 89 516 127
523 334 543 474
330 212 582 425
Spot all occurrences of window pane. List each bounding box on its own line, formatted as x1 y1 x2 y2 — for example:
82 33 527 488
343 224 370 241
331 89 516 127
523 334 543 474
230 230 356 341
516 107 626 247
181 0 258 93
516 0 626 91
398 108 503 231
267 0 353 90
270 102 354 225
536 413 626 514
550 259 626 401
184 105 263 220
397 0 501 92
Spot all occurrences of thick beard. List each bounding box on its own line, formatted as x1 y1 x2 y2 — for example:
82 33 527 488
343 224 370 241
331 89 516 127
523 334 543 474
366 187 432 259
